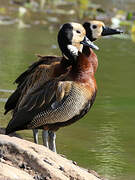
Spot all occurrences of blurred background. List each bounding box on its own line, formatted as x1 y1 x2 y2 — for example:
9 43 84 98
0 0 135 180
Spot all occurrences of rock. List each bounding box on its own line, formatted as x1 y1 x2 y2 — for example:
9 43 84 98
0 162 34 180
0 134 102 180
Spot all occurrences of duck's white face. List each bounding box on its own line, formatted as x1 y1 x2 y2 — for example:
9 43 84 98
58 22 86 56
83 20 123 41
70 22 86 53
90 20 105 39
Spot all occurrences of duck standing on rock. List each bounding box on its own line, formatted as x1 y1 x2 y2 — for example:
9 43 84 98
5 22 99 152
4 21 122 152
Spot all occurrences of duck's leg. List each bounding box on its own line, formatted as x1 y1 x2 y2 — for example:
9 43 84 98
48 131 56 152
33 129 39 144
33 129 49 148
42 130 49 148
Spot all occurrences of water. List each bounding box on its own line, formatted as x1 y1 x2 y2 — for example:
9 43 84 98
0 24 135 180
0 0 135 178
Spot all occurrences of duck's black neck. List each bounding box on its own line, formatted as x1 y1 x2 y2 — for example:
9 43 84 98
60 45 78 67
82 46 91 57
61 56 73 67
61 46 92 69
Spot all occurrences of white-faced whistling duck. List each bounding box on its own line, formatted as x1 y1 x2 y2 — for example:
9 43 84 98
5 21 122 152
5 22 99 152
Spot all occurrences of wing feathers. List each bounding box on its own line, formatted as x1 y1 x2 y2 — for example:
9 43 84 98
4 55 63 114
5 55 74 133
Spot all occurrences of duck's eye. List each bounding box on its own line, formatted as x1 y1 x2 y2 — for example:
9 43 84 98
92 25 97 29
76 30 81 34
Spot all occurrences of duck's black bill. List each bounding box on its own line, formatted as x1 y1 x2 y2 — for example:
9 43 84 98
80 36 99 50
102 26 123 36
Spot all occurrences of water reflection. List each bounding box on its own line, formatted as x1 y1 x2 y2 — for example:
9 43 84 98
0 89 14 93
0 98 7 102
94 111 125 179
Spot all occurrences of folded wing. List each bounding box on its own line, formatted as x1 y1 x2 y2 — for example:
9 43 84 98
5 68 72 134
4 55 62 114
